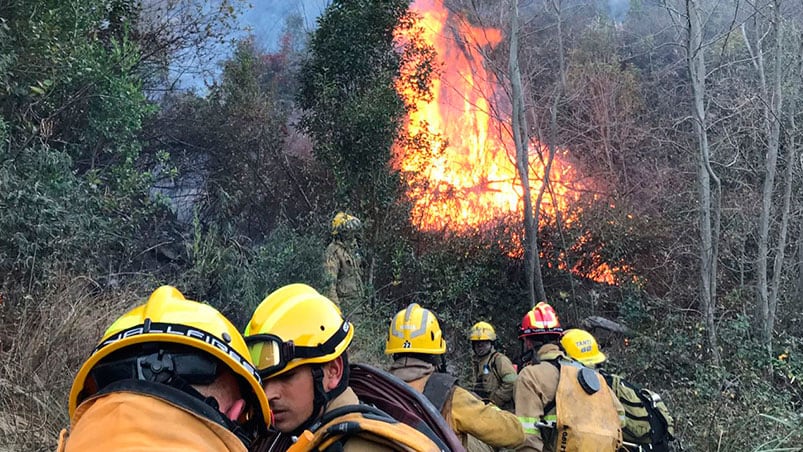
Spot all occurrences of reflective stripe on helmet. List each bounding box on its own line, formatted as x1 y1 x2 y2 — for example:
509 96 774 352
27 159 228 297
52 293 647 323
96 322 261 382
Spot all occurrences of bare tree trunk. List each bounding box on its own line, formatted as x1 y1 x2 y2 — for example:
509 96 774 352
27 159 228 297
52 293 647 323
509 0 539 306
797 224 803 307
524 0 570 306
773 117 794 344
798 226 803 304
685 0 721 365
769 7 796 352
742 0 783 352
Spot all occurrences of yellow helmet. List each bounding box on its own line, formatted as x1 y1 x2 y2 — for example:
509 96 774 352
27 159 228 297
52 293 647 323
385 303 446 355
469 321 497 341
244 283 353 379
68 286 271 427
331 212 362 236
561 329 607 366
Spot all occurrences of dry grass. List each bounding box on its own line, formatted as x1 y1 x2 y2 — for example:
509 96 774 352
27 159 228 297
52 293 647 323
0 277 141 452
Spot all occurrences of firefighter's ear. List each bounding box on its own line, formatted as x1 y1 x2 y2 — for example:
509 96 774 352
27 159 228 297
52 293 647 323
321 356 345 391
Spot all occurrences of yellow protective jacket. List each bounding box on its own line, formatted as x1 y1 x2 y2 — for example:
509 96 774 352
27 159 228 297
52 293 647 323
252 387 390 452
323 240 364 306
324 386 393 451
472 349 517 410
514 344 624 452
57 389 247 452
390 356 525 451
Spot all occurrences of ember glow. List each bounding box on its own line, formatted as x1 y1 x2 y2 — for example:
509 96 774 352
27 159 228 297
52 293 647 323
396 0 624 284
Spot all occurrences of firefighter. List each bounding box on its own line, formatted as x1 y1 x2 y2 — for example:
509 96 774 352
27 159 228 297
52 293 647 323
245 283 441 451
323 212 365 309
386 303 525 452
515 302 623 452
470 321 517 411
560 329 675 452
58 286 271 452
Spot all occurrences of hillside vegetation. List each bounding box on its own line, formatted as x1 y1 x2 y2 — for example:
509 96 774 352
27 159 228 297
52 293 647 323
1 0 803 450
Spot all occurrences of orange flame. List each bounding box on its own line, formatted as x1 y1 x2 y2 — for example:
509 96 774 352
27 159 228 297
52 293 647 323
397 0 583 231
396 0 620 284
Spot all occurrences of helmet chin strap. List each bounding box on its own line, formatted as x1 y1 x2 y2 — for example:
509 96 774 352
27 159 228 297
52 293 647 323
293 357 350 436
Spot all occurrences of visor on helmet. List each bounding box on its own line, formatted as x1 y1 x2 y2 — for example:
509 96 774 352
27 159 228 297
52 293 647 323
245 319 351 378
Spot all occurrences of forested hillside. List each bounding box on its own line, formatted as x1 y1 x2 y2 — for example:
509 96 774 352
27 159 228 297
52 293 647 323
1 0 802 450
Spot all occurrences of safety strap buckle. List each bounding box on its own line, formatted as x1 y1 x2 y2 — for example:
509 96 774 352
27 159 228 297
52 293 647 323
137 350 175 384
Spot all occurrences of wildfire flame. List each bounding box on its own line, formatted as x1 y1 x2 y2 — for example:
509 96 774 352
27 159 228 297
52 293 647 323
397 0 584 231
396 0 623 284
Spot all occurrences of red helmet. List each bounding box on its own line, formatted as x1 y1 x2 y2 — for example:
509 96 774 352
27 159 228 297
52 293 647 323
519 302 563 338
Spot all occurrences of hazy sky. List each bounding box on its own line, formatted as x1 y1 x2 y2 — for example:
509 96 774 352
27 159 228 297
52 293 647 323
175 0 328 91
238 0 329 51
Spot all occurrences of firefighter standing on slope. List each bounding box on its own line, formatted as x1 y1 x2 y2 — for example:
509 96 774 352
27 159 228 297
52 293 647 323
514 302 623 452
323 212 365 310
470 321 517 411
58 286 271 452
386 303 525 452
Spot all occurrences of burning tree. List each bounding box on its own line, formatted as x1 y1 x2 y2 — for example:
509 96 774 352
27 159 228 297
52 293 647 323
298 0 438 293
395 0 630 300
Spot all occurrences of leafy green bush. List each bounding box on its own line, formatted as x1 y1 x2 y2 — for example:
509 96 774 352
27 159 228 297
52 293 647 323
604 304 803 451
0 145 110 280
0 0 163 289
177 218 328 326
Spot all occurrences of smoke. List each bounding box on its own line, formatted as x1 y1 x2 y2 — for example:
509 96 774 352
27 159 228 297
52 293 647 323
607 0 630 25
241 0 329 51
173 0 328 91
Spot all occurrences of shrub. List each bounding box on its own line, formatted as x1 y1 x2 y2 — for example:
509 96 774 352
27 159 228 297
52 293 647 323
177 218 328 326
0 276 144 452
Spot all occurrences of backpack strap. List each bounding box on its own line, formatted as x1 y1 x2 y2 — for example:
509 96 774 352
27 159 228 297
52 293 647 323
423 373 458 412
291 404 449 452
489 351 503 382
541 360 562 416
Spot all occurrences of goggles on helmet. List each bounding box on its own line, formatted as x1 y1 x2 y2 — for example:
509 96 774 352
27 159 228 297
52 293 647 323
245 319 351 379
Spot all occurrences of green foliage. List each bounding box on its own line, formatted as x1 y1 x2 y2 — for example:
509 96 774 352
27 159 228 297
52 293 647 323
0 145 105 279
604 301 803 451
298 0 436 210
0 0 165 283
179 218 328 326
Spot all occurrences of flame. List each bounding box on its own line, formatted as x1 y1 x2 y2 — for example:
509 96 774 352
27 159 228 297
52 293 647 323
397 0 583 231
396 0 619 284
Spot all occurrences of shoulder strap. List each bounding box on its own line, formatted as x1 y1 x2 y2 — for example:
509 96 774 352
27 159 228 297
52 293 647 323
423 373 458 412
291 404 449 452
489 351 503 381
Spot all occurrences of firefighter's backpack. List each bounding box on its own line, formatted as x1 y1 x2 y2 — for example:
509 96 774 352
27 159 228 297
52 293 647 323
554 360 622 452
601 371 675 452
288 404 448 452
